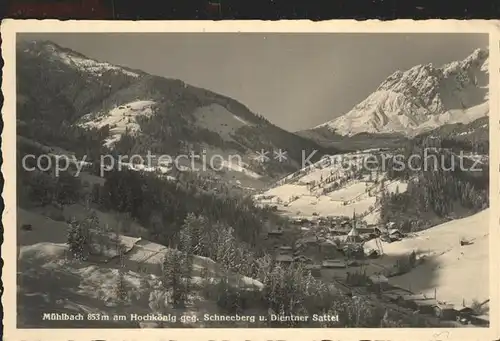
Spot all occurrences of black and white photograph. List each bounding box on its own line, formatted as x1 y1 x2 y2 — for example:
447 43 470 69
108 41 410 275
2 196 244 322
2 20 498 339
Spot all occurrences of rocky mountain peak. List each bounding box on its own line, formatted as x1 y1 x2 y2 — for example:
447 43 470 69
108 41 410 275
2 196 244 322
314 48 489 137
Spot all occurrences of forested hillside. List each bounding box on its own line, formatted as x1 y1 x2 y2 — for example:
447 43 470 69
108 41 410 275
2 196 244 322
378 133 489 232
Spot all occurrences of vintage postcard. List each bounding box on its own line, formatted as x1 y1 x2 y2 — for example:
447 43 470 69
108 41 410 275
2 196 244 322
2 19 500 341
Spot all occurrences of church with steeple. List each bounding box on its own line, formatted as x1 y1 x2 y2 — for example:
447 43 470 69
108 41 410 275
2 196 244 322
346 210 362 243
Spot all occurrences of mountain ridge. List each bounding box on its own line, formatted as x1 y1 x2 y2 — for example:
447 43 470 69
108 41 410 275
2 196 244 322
17 40 339 184
311 48 489 137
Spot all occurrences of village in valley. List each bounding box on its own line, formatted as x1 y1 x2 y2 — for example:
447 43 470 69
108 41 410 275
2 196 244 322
253 149 489 327
16 139 490 328
259 210 489 327
14 35 490 329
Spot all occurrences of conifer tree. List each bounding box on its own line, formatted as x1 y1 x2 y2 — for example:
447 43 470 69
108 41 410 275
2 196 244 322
162 249 186 308
115 267 129 304
67 217 91 261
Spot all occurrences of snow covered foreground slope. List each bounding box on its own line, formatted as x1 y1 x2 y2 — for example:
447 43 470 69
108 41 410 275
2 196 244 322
316 48 489 136
365 209 489 308
17 207 264 328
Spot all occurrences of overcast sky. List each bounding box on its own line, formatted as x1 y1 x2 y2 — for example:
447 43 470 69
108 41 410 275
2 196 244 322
19 33 487 131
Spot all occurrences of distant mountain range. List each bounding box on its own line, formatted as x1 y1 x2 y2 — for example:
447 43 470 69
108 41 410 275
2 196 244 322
307 48 489 137
17 40 489 186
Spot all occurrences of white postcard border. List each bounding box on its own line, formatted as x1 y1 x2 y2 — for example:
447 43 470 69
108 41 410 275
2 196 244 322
2 19 499 341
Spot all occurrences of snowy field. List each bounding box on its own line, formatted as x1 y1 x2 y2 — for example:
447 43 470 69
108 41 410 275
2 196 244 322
255 150 408 223
79 100 156 147
365 209 489 308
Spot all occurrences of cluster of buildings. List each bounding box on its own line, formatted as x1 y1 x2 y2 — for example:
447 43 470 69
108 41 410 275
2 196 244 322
267 213 380 271
336 273 489 326
286 214 404 249
377 285 489 326
264 213 489 327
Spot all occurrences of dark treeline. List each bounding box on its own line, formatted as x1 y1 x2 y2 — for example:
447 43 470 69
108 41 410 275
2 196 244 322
440 137 488 154
92 168 286 249
89 173 427 327
378 136 489 232
17 142 84 207
17 118 110 161
18 141 433 327
415 117 489 154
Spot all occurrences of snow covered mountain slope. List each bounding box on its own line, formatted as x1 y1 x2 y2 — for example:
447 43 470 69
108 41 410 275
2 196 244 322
364 208 489 308
79 100 156 147
21 39 142 79
314 48 489 137
254 149 407 224
17 40 337 183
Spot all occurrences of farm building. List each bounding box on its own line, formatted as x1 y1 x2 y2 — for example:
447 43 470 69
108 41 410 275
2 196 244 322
411 299 438 315
275 254 294 265
380 229 404 242
267 229 283 237
365 249 380 259
122 239 221 278
330 228 349 236
322 259 347 269
457 307 475 316
278 245 293 253
124 239 170 275
397 294 429 308
388 229 403 238
401 293 428 302
388 228 402 236
456 307 478 323
293 255 313 264
433 303 457 320
455 307 476 325
305 264 322 278
382 290 410 303
387 222 397 229
367 274 389 292
340 220 351 228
